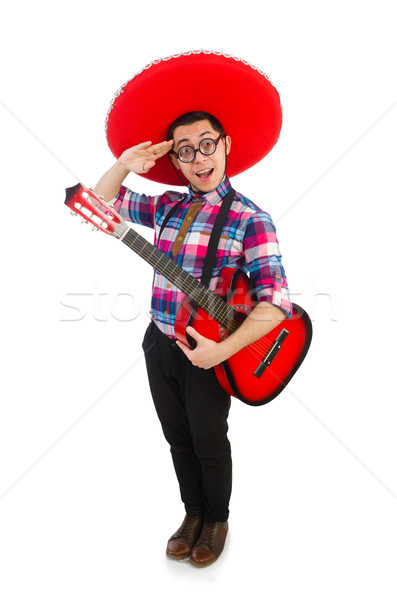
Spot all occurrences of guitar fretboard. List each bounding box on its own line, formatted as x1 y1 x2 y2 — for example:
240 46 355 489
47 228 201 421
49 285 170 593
120 228 236 328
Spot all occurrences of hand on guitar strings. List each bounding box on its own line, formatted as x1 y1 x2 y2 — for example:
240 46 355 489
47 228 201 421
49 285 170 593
176 326 226 370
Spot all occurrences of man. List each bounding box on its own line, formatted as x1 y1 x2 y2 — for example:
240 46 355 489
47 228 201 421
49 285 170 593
94 52 292 568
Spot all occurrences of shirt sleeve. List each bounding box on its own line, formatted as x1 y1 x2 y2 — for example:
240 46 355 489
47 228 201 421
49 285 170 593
243 211 293 318
112 185 159 229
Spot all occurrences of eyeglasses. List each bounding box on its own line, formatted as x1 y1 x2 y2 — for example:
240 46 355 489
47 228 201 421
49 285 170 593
170 134 225 163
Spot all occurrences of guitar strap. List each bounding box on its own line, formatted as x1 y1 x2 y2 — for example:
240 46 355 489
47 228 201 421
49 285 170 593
200 188 235 287
157 187 235 287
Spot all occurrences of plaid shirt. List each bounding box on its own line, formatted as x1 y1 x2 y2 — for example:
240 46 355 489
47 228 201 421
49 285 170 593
114 177 292 338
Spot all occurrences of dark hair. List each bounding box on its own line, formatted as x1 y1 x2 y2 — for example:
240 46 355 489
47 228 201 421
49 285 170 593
167 111 225 140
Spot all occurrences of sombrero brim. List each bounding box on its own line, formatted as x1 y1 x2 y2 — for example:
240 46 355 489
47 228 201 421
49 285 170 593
105 51 282 186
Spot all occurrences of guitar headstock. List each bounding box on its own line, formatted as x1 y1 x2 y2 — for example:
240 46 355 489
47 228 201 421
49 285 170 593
64 183 128 238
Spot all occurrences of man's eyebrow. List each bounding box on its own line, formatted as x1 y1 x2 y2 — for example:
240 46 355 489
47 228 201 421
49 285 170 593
176 131 213 147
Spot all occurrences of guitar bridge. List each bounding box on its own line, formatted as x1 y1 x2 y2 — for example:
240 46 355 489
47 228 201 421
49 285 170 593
253 328 289 379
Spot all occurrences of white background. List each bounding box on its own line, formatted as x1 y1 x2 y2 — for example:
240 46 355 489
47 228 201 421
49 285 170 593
1 1 396 598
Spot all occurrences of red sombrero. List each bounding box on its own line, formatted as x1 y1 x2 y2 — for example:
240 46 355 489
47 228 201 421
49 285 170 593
105 50 282 186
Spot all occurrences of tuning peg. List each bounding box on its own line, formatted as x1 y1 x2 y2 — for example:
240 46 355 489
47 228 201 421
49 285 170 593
70 210 78 216
80 218 88 225
88 187 104 200
91 226 99 232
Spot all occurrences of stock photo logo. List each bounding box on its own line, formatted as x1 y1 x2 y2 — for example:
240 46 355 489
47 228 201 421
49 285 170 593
60 282 337 323
60 282 147 322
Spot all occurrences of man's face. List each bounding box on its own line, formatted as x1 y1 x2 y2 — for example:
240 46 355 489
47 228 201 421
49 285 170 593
170 119 231 193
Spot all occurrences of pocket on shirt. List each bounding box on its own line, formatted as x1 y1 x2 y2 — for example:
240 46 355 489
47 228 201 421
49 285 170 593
200 231 230 239
200 230 231 254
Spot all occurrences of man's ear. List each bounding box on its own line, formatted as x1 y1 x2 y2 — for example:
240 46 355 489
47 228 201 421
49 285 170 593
225 135 231 155
169 151 181 171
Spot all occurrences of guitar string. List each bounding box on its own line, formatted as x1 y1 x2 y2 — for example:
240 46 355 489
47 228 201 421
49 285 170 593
91 216 283 359
124 232 233 320
119 228 281 359
77 204 271 359
87 211 234 327
120 230 277 358
109 220 226 317
124 232 248 324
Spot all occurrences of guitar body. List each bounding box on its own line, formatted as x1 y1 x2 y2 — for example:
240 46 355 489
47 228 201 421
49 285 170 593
174 267 312 406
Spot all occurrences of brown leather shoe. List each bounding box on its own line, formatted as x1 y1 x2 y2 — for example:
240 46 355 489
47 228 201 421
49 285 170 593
166 515 204 560
189 521 228 568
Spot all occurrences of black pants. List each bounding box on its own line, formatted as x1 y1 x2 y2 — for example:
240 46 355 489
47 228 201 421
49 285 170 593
142 321 232 523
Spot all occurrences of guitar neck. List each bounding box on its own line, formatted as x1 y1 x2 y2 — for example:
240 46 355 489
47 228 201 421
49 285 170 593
120 227 235 328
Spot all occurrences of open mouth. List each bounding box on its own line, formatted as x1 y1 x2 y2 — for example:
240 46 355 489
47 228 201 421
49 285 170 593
196 168 214 181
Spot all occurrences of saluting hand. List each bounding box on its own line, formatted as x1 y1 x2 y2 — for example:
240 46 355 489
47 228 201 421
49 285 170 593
118 140 174 174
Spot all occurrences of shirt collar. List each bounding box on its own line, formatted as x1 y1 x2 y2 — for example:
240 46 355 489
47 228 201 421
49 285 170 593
187 176 232 206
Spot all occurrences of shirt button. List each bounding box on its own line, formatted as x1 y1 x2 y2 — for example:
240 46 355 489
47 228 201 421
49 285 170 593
177 236 183 241
187 216 192 220
276 274 281 279
168 335 173 339
164 310 169 315
167 283 172 289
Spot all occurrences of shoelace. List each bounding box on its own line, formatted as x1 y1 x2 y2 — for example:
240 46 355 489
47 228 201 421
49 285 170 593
175 515 199 539
197 522 216 548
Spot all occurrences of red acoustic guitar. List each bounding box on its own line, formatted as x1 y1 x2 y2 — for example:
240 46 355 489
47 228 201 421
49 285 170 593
65 183 312 406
